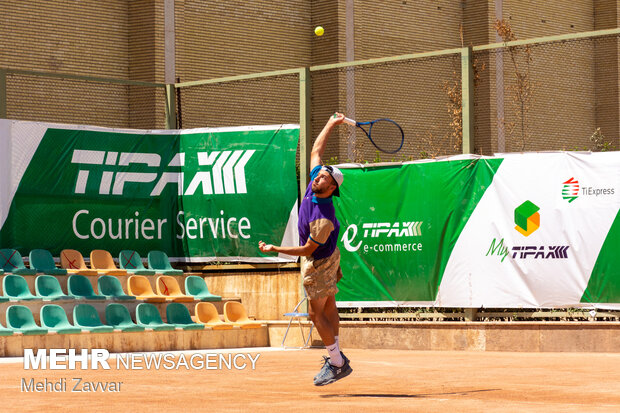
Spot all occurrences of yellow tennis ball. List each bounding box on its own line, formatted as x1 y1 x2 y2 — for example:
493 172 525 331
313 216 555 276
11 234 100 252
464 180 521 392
314 26 324 36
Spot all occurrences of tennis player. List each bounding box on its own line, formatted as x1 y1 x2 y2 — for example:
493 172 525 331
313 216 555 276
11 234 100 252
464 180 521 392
259 112 352 386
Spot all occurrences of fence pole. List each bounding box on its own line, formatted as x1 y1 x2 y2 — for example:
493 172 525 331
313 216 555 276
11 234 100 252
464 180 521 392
461 46 475 154
299 68 312 198
164 84 177 129
0 69 6 119
298 67 312 317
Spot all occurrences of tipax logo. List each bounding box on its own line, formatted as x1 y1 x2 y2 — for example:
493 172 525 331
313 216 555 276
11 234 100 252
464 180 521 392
341 221 423 253
71 149 255 196
514 200 540 237
486 200 570 262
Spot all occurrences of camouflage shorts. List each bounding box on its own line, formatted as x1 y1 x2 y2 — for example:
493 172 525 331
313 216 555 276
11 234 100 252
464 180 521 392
301 247 343 300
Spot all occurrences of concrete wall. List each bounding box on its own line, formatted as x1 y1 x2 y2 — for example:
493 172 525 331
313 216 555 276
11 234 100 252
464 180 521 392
338 321 620 352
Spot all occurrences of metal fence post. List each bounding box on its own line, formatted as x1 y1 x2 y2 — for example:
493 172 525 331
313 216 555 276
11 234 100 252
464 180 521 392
298 67 312 320
164 84 177 129
461 46 475 154
299 67 312 198
0 69 6 119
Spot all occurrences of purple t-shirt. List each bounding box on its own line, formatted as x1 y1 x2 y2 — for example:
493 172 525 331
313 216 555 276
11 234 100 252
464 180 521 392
298 165 340 260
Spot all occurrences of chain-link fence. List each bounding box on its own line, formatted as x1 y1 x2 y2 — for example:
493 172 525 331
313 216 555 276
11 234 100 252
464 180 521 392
176 73 300 129
311 52 462 163
1 30 618 158
474 33 620 155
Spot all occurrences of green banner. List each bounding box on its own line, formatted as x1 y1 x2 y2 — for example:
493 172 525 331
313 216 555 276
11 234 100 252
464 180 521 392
333 151 619 308
0 123 299 262
334 158 503 304
581 210 620 303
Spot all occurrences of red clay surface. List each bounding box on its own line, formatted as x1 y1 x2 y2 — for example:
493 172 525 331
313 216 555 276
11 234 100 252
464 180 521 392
1 348 620 412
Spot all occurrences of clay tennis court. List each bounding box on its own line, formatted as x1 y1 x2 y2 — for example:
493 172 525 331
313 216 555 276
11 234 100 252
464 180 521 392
2 347 620 412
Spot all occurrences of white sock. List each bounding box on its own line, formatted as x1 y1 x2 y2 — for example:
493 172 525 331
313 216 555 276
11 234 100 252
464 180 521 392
334 335 339 347
327 342 343 367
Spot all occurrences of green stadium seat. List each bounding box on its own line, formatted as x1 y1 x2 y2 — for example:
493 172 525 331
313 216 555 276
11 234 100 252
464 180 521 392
147 250 183 275
0 249 36 275
3 274 40 301
6 305 48 335
135 303 175 331
166 302 204 330
0 276 9 301
72 304 114 333
119 250 155 275
185 276 222 302
29 249 67 275
67 274 105 300
0 318 13 336
40 304 81 334
104 303 145 332
97 275 136 300
35 275 73 300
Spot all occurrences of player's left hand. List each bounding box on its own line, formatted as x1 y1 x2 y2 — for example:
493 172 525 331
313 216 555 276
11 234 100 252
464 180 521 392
258 241 274 252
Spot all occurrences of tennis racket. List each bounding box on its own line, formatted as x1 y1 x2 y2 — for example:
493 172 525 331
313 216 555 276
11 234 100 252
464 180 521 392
341 116 405 154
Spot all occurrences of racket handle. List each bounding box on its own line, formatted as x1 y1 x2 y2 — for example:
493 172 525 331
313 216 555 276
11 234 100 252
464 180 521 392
342 117 356 126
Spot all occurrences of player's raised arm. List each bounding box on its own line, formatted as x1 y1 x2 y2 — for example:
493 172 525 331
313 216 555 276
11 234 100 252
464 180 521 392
311 112 345 169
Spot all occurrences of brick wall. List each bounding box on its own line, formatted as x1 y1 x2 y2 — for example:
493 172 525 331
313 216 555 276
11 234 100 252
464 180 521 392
1 0 618 153
0 0 167 128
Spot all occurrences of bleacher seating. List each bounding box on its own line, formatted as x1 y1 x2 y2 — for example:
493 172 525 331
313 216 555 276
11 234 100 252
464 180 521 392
29 249 67 275
135 302 175 331
119 250 155 275
90 250 127 276
0 248 263 353
166 302 204 330
73 304 114 332
195 302 233 330
148 250 183 275
6 305 47 335
104 303 145 332
224 302 262 329
40 304 82 334
35 275 74 300
185 275 221 302
127 275 166 302
97 275 136 300
0 249 36 275
3 274 40 300
67 274 105 300
60 249 98 276
156 275 194 302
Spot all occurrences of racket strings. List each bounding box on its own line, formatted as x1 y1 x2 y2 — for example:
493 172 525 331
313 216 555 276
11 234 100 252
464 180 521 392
368 120 404 153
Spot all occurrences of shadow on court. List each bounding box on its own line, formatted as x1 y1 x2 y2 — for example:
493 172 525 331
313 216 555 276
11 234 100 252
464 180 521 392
320 388 501 399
